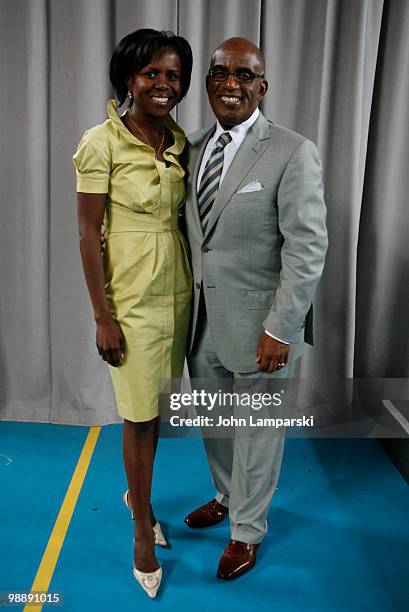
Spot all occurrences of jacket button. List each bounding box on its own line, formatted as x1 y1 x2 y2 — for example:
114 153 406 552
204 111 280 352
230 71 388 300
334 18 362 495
202 246 210 253
195 283 201 289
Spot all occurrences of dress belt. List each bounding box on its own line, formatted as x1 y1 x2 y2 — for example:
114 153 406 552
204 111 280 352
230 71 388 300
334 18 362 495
106 203 180 233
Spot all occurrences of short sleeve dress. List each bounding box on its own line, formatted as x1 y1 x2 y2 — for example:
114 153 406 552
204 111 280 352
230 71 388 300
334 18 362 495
73 100 192 422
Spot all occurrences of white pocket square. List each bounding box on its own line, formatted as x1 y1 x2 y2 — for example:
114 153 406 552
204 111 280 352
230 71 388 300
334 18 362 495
237 180 264 194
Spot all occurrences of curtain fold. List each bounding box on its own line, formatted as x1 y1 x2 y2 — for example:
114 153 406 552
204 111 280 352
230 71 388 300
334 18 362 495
1 0 51 422
178 0 263 134
355 0 409 378
1 0 407 425
49 0 118 424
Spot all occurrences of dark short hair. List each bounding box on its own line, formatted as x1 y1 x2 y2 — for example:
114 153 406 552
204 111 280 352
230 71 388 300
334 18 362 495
109 28 193 106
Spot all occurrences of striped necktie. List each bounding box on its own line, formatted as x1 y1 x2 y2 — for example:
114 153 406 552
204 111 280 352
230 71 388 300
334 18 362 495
198 131 232 232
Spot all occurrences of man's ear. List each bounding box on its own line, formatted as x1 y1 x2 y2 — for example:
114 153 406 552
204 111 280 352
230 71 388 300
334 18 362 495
258 79 268 101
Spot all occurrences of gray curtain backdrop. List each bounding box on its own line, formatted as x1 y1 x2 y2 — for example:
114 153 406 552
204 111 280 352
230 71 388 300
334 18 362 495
0 0 408 425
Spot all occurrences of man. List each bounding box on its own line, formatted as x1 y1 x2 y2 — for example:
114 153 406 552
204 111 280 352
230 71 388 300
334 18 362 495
183 37 328 580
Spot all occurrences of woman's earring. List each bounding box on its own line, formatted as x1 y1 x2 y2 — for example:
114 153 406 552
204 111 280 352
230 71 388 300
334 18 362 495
127 90 133 102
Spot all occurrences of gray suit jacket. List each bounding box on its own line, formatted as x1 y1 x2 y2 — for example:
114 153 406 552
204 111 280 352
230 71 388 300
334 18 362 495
184 112 328 372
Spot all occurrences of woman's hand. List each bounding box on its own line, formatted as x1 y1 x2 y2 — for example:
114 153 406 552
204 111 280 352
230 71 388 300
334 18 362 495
96 314 125 367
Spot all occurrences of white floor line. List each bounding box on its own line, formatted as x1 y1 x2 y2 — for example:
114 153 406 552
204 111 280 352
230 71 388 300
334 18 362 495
381 400 409 436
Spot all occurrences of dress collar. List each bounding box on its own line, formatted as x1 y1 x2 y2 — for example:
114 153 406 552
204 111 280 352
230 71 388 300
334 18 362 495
107 99 185 156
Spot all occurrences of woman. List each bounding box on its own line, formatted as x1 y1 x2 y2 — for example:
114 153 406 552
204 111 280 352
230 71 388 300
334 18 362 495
73 29 193 598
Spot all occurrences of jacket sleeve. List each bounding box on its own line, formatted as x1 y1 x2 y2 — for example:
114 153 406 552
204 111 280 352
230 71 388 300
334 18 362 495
263 139 328 343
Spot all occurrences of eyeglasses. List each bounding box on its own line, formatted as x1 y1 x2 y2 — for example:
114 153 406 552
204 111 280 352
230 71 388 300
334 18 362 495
207 68 265 83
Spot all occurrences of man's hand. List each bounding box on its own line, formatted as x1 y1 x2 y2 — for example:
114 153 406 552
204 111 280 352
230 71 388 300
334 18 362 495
100 230 107 255
256 333 290 372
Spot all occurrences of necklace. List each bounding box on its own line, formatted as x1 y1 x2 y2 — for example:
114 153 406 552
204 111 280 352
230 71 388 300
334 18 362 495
128 111 165 158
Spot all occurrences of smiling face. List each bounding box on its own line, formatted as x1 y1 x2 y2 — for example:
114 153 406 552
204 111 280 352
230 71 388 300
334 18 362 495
127 48 182 120
206 38 268 129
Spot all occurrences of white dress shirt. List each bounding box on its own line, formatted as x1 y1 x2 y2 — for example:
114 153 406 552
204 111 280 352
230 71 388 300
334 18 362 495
196 107 289 345
197 107 260 190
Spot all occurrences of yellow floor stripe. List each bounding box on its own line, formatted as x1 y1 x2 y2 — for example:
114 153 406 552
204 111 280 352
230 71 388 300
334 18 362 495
24 426 101 611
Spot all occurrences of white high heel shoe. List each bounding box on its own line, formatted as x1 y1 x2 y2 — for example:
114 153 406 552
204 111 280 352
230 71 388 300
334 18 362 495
152 521 167 546
133 566 162 599
123 490 168 547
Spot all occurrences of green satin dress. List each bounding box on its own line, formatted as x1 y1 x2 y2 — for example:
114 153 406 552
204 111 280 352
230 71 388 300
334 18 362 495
74 100 192 422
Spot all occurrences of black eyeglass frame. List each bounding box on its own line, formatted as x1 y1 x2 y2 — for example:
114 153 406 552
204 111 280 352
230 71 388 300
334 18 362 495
207 68 265 83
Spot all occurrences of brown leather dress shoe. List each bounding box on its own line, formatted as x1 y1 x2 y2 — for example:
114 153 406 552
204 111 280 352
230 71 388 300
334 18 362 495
184 499 229 528
217 539 259 580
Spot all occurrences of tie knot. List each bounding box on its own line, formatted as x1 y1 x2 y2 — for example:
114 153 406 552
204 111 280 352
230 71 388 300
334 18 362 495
216 132 232 149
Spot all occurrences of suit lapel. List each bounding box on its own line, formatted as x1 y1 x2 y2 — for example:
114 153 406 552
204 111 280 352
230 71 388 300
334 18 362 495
204 113 271 238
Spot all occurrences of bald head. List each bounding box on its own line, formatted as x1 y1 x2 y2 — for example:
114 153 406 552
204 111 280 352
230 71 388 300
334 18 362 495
211 37 265 73
206 36 268 129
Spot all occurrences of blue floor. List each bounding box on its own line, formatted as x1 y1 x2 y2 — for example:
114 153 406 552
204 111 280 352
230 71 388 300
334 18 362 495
1 423 408 611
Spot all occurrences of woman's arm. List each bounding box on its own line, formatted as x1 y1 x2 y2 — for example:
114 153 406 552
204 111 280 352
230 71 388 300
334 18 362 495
77 192 124 367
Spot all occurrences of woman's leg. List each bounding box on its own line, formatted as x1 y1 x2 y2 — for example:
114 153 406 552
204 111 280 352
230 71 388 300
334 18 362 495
150 417 160 524
123 417 160 572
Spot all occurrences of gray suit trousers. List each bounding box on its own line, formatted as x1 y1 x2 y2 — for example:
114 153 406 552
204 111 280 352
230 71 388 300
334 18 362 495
188 306 298 544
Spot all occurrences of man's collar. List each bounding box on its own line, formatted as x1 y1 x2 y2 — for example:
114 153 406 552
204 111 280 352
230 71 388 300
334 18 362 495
212 107 260 146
